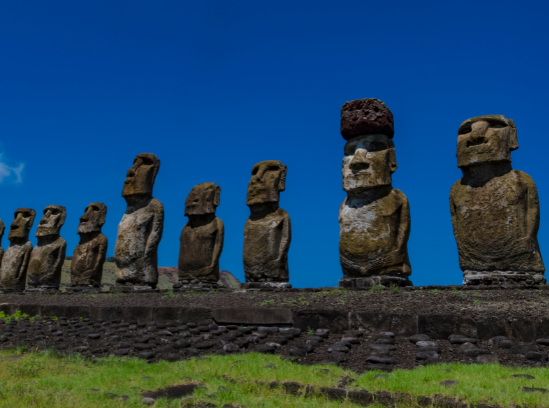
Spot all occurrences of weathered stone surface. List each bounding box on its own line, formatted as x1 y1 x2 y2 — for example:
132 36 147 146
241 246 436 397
71 203 108 287
418 315 477 340
115 153 164 287
339 100 411 285
0 208 35 291
0 219 5 269
243 160 291 283
294 310 348 333
341 98 394 140
349 313 417 336
27 205 67 289
178 183 224 283
450 115 545 285
213 307 292 325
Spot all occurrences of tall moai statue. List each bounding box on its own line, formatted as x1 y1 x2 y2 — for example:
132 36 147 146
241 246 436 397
178 183 224 289
27 205 67 290
115 153 164 288
338 98 412 288
450 115 544 285
70 203 108 288
242 160 292 289
0 219 5 267
0 208 36 291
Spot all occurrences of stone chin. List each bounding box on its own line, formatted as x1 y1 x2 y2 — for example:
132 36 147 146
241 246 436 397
77 223 100 234
342 169 392 192
36 227 61 237
8 230 27 240
246 195 278 206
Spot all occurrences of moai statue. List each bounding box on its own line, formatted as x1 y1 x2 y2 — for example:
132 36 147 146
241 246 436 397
178 183 224 288
115 153 164 289
27 205 67 290
242 160 292 289
0 219 5 267
0 208 36 291
450 115 544 285
70 203 108 288
338 98 412 289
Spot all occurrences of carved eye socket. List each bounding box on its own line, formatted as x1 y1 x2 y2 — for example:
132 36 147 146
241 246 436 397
459 126 472 135
251 167 258 175
367 142 387 152
490 123 506 129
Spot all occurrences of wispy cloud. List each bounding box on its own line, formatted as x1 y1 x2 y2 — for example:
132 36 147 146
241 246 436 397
0 154 24 184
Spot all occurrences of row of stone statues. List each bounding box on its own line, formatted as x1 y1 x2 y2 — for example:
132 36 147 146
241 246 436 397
0 98 543 291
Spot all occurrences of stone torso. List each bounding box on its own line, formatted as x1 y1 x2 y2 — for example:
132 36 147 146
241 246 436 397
450 170 544 272
243 208 290 281
115 198 164 285
179 218 221 281
0 242 33 290
339 188 410 276
27 237 67 287
71 234 108 286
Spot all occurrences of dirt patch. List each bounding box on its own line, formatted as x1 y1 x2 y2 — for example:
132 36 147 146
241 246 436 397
142 383 199 399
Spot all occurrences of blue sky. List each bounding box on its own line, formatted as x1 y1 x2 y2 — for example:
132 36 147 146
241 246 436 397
1 0 548 287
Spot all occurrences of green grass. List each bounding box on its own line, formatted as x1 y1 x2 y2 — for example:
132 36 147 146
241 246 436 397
1 350 549 407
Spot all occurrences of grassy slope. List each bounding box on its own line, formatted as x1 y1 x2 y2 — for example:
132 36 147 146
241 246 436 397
0 350 549 407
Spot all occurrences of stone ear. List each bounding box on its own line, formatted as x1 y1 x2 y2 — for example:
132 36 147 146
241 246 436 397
389 147 398 174
509 127 519 151
100 207 107 226
278 164 287 192
59 210 67 227
214 185 221 206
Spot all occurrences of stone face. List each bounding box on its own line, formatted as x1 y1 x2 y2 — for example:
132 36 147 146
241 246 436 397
243 160 291 282
0 208 36 291
341 98 394 140
339 99 411 285
27 205 67 289
71 203 108 287
115 153 164 287
178 183 224 282
450 115 545 285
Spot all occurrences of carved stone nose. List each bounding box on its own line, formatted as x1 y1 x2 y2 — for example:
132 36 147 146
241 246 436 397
349 150 370 170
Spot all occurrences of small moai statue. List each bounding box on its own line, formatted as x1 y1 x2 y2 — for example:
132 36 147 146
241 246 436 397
70 203 108 288
115 153 164 289
0 208 36 291
338 98 412 288
0 219 5 267
178 183 224 289
27 205 67 290
242 160 292 289
450 115 544 285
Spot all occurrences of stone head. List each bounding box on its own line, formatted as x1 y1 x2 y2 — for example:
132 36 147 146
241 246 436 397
456 115 518 168
122 153 161 198
36 205 66 237
78 202 107 234
185 183 220 216
342 134 397 192
8 208 36 241
246 160 287 206
341 98 394 140
341 98 397 192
